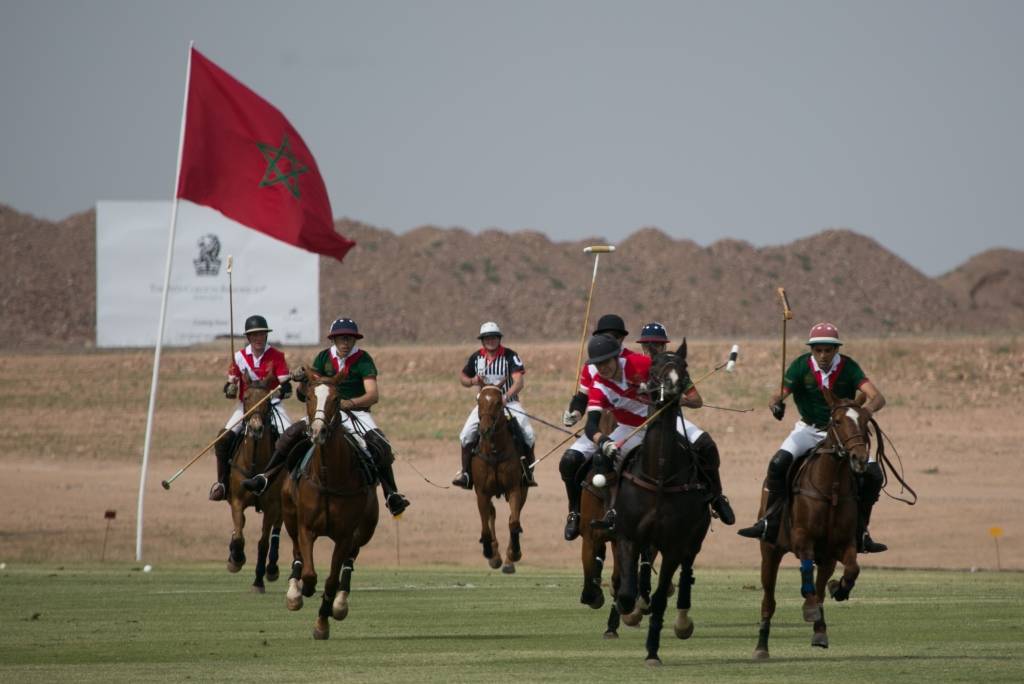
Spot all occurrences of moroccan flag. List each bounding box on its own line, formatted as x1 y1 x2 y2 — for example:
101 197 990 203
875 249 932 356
176 47 354 261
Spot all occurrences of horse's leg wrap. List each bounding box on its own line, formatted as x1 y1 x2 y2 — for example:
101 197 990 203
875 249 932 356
799 558 815 597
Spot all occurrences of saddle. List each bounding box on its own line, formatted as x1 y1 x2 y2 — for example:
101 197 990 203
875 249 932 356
290 434 377 489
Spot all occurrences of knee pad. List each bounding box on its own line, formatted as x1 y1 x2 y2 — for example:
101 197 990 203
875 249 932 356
559 449 586 481
768 450 794 480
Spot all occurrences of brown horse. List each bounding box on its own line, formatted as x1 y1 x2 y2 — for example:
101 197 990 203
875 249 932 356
471 385 529 573
609 341 713 665
225 379 283 592
281 370 379 640
752 388 876 659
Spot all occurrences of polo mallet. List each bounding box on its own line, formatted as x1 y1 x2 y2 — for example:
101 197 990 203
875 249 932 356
160 386 281 490
529 427 586 469
505 405 575 436
572 245 616 396
777 287 793 394
227 255 235 362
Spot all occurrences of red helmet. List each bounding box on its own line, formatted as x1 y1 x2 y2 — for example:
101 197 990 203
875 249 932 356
807 322 842 346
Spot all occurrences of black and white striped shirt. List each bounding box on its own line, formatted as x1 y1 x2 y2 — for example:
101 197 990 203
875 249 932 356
462 346 525 401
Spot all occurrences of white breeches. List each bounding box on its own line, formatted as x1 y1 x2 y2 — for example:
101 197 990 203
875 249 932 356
224 399 292 434
676 416 705 443
780 420 877 461
460 400 536 447
569 415 704 457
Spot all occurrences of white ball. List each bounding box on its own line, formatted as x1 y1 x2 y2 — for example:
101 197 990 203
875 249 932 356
143 564 153 573
0 562 6 570
593 473 607 488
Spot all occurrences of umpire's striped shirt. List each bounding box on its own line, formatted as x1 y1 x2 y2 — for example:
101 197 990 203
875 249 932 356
462 346 525 401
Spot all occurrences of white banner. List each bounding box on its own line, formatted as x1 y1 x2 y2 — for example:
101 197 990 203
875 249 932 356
96 200 319 347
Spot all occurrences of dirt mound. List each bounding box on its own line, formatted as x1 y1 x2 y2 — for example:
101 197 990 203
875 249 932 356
2 204 1022 348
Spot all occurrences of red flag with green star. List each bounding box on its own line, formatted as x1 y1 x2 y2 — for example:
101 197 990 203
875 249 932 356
176 47 354 261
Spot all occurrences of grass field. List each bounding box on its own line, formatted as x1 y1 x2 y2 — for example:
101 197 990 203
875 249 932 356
2 564 1022 683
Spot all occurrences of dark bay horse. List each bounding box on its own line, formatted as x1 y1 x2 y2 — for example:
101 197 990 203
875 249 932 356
610 341 713 665
752 388 875 659
471 385 528 573
226 379 282 592
281 370 379 640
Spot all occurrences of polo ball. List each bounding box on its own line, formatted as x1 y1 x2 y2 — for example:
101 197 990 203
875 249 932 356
143 564 153 573
593 473 607 488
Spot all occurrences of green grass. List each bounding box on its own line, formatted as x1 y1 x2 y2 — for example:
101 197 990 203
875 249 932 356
2 565 1022 683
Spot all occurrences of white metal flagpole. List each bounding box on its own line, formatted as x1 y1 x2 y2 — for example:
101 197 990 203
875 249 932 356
136 41 195 562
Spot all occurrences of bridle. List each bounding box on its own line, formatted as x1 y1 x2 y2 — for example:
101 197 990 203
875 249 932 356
824 403 869 470
646 351 687 406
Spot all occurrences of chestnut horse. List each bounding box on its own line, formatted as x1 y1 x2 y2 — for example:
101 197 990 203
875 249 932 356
471 385 529 573
609 341 713 665
752 388 877 659
226 378 282 592
281 370 379 640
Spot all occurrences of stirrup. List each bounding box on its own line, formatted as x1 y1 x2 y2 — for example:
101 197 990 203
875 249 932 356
590 508 617 531
563 512 581 541
208 482 226 501
386 492 410 517
242 474 268 495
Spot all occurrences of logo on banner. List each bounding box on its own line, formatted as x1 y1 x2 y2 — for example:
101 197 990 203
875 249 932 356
193 233 222 276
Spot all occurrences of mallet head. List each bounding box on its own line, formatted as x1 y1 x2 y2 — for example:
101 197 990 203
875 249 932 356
160 480 171 490
726 344 739 372
583 245 616 254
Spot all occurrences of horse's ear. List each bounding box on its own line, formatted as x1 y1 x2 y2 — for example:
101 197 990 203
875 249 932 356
675 337 687 359
821 386 836 408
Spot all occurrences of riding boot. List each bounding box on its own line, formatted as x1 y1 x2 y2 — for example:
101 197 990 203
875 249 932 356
693 433 735 525
365 429 410 517
737 450 792 541
242 421 308 495
521 442 538 487
563 479 582 541
857 462 888 553
589 453 617 531
209 429 234 501
452 441 475 490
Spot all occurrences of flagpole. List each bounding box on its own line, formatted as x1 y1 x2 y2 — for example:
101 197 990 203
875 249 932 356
136 41 195 562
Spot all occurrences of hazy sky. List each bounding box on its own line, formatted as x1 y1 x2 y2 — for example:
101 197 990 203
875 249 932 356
3 1 1022 275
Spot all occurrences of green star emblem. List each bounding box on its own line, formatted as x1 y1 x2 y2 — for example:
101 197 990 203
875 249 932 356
256 134 309 199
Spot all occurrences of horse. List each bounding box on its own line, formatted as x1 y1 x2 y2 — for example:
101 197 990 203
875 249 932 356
609 340 713 665
752 387 876 659
280 369 379 640
470 385 529 573
225 378 282 592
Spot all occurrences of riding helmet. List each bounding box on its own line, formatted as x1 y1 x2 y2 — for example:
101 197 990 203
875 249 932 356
327 317 363 339
244 315 272 334
587 334 621 365
478 321 503 339
807 322 842 346
593 314 628 337
636 322 671 343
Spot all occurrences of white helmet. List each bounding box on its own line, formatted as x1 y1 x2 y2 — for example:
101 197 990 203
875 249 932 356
478 321 503 339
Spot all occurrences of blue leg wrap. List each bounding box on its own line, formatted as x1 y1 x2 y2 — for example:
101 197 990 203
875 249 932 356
800 559 815 596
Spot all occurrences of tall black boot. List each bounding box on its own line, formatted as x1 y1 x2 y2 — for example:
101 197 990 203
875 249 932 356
242 421 309 495
452 441 475 489
737 450 792 541
857 462 887 553
209 429 235 501
521 442 538 487
693 433 735 525
559 449 586 540
366 429 409 517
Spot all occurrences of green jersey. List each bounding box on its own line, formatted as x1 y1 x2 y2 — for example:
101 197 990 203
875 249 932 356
783 352 868 429
311 347 379 405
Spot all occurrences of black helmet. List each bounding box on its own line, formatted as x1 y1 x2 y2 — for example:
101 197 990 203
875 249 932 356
327 317 363 339
593 314 628 337
244 315 272 334
586 334 621 365
637 322 670 343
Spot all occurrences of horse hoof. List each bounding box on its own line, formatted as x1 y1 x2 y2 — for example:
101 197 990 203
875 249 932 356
286 580 303 610
501 563 516 574
621 609 643 627
753 648 770 660
227 561 242 574
811 633 829 649
312 621 329 640
302 577 317 598
589 593 605 610
603 630 619 639
266 566 280 582
488 557 502 570
645 657 662 668
674 617 694 640
332 592 349 621
251 584 265 594
635 596 650 614
802 601 821 623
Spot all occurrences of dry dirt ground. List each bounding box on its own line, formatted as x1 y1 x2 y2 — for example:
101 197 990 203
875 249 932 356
1 338 1020 573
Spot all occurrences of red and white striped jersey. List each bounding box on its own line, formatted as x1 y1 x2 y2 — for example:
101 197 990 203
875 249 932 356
577 346 641 394
228 344 290 401
586 353 652 427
